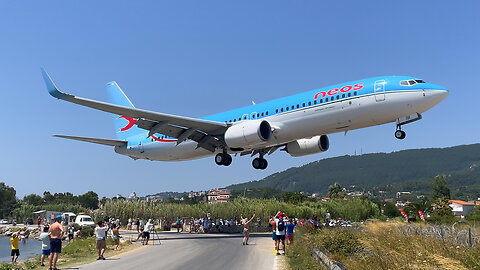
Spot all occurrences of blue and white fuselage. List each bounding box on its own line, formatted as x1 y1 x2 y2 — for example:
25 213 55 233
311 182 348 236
42 70 447 169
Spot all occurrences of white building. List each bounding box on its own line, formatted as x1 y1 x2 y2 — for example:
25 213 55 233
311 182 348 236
449 200 475 216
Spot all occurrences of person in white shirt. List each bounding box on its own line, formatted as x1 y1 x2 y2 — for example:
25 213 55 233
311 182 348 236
40 226 51 267
95 221 109 260
143 219 153 245
274 211 287 255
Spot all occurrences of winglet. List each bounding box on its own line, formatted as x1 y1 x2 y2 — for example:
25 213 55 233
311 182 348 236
41 68 73 100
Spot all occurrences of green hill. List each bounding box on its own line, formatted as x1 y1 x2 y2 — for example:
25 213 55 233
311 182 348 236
227 144 480 199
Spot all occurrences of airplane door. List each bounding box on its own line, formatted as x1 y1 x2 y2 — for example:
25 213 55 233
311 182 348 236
374 80 386 102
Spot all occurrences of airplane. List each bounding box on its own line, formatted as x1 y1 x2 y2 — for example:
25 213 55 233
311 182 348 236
41 69 448 169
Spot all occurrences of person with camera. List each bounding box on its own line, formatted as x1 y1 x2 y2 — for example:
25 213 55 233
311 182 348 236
95 221 109 260
143 219 153 245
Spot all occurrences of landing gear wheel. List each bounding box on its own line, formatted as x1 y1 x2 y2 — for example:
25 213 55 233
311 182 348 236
395 130 406 140
215 153 232 166
223 154 232 166
252 158 268 170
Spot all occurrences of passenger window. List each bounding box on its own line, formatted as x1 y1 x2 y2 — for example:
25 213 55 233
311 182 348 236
342 94 345 98
261 112 264 116
286 107 289 111
257 114 259 117
281 108 284 112
291 106 294 110
320 99 323 103
348 93 351 97
276 109 278 113
325 97 329 102
314 100 317 105
302 103 305 107
354 92 357 96
308 102 311 106
296 104 299 108
266 111 268 115
336 95 339 99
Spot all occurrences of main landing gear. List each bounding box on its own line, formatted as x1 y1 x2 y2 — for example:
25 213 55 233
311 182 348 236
214 151 268 170
252 152 268 170
215 153 232 166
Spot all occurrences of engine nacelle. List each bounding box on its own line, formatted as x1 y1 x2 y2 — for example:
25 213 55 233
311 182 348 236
225 120 272 149
285 135 329 157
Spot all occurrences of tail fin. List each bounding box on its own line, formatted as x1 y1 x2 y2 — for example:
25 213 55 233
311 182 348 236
106 82 144 140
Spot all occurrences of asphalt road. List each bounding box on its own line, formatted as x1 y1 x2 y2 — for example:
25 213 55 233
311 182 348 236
74 232 281 270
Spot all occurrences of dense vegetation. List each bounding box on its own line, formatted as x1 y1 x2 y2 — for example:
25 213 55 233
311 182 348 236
0 183 99 220
288 223 480 270
228 144 480 200
103 197 380 224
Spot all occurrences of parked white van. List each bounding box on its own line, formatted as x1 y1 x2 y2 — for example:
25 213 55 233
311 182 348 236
74 215 94 227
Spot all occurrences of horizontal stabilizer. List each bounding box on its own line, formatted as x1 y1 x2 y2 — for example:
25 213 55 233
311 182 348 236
53 135 127 147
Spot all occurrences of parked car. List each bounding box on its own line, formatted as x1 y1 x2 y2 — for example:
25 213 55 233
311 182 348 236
0 219 8 224
74 215 95 227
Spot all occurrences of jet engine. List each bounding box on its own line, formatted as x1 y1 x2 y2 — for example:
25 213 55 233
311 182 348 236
285 135 329 157
224 120 272 149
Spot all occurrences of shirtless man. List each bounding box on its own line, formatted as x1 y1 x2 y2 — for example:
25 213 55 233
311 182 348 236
241 214 255 245
49 215 64 270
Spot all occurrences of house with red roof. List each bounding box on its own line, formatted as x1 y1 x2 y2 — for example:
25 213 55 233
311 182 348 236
449 200 475 216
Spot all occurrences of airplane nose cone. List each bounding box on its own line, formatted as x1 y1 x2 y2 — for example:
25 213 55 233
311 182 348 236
426 88 448 104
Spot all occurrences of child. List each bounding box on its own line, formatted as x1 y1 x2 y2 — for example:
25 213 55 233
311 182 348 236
10 232 20 264
40 226 51 266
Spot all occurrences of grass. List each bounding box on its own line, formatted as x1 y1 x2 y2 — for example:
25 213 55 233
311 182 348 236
0 237 134 270
287 222 480 270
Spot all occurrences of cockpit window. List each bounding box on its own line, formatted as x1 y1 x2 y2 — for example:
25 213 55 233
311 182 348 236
400 79 426 86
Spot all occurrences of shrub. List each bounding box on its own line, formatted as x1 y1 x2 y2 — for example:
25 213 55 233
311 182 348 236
314 228 362 254
72 223 81 231
79 226 94 238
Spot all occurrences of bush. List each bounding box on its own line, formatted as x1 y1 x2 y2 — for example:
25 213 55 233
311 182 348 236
314 228 362 254
72 223 81 231
79 226 94 238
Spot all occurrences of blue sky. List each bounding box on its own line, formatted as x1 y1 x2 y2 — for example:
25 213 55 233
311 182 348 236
0 1 478 198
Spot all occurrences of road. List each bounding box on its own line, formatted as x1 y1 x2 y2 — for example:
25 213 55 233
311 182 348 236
74 232 282 270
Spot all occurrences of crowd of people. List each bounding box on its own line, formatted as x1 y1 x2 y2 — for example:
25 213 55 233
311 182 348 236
6 211 347 267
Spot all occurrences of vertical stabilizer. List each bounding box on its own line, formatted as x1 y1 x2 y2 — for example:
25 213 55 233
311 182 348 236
106 82 144 140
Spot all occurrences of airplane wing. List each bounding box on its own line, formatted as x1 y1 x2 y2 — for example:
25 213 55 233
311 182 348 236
54 135 127 147
42 69 228 152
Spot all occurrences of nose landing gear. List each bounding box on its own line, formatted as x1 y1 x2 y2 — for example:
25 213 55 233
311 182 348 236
395 127 406 140
394 113 422 140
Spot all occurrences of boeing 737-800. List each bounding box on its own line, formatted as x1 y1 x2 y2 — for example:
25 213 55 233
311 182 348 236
42 69 448 169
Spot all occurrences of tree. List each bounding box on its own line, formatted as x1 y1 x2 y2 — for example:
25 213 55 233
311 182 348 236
432 175 450 200
23 194 44 206
78 191 99 209
0 182 17 218
383 201 401 218
428 197 456 224
328 183 346 199
43 191 54 204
